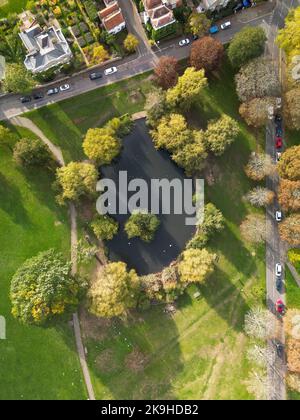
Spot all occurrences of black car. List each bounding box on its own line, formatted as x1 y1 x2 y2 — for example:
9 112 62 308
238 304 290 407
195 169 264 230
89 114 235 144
274 341 284 359
275 114 282 123
89 72 102 81
20 96 32 103
276 277 282 292
33 92 44 100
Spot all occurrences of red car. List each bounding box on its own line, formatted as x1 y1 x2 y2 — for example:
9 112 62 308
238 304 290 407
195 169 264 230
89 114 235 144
276 299 285 315
276 137 283 149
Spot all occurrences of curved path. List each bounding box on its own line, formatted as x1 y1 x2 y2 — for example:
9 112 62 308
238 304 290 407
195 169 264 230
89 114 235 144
10 116 96 401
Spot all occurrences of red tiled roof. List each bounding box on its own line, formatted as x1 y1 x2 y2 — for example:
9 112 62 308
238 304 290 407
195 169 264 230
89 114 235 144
99 2 119 19
103 10 125 31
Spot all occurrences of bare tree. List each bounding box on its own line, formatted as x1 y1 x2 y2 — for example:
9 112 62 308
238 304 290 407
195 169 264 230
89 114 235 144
244 307 274 340
244 187 275 208
245 153 276 181
247 344 275 368
240 214 270 244
245 369 272 400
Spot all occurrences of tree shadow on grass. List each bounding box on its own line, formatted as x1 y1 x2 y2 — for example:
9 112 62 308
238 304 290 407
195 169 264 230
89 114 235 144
0 171 31 226
84 307 183 400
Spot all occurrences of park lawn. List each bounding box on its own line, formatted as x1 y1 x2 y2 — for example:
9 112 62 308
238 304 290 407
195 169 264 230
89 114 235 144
0 0 27 17
26 74 153 162
0 125 87 400
78 63 265 400
285 267 300 310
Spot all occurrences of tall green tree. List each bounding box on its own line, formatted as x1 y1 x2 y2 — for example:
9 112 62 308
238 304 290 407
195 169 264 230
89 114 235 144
10 249 84 325
3 63 36 93
83 127 121 164
0 125 15 151
205 114 240 156
13 138 52 167
91 215 119 240
125 211 160 243
166 67 207 110
88 262 139 318
228 27 266 69
188 12 211 37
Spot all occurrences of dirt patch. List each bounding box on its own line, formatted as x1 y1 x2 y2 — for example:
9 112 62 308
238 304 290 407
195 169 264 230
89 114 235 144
125 348 149 373
204 159 222 186
78 200 95 223
80 308 112 342
129 91 143 104
73 117 87 125
96 349 118 373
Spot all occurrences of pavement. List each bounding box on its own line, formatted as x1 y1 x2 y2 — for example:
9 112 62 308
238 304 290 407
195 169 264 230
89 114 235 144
0 1 276 121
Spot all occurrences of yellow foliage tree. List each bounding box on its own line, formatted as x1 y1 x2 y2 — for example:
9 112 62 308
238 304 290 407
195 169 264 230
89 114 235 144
178 248 216 283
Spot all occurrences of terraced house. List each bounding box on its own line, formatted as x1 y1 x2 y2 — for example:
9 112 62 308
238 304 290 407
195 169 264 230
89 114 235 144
143 0 182 30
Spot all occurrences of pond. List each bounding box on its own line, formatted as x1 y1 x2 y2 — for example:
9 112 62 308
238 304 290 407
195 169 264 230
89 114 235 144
100 119 195 276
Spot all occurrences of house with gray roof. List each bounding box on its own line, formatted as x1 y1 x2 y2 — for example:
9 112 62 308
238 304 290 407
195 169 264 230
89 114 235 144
19 23 73 74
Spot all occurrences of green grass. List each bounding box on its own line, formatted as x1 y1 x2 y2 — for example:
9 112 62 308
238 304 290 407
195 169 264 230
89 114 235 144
288 389 300 400
79 63 264 400
0 125 87 400
0 0 27 17
26 74 153 162
285 266 300 310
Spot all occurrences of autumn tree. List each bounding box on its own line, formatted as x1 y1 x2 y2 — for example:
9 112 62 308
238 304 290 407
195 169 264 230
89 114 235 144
3 63 36 93
172 131 207 175
125 211 160 243
145 88 167 127
239 97 277 128
83 127 121 164
228 27 266 69
10 249 84 325
92 45 109 63
278 179 300 212
91 215 119 241
88 262 139 318
13 138 52 167
188 12 211 37
205 114 240 156
235 58 280 102
284 88 300 130
166 67 207 110
240 214 268 244
124 33 139 53
278 146 300 181
55 162 98 204
277 7 300 61
245 370 271 401
247 344 275 368
190 36 224 73
154 56 178 89
279 214 300 246
0 125 15 151
178 248 216 283
245 153 276 181
245 187 275 208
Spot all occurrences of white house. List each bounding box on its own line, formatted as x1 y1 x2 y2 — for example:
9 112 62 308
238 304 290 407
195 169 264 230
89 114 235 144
142 0 182 31
19 23 73 74
98 1 126 35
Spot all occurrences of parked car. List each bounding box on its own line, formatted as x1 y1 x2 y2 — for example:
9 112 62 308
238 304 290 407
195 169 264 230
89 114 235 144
221 21 231 30
60 84 70 92
276 126 283 136
242 0 251 7
179 39 190 47
276 299 285 315
192 34 199 40
276 97 282 109
276 152 282 162
275 211 282 222
33 92 44 100
104 67 117 76
20 96 32 103
274 341 284 359
268 105 274 120
209 25 219 34
233 3 244 13
276 277 282 293
47 87 59 96
276 136 283 149
275 114 282 124
276 263 282 277
89 72 102 81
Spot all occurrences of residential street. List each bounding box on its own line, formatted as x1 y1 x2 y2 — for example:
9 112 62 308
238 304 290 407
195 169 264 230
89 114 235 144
0 1 276 121
264 0 300 401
